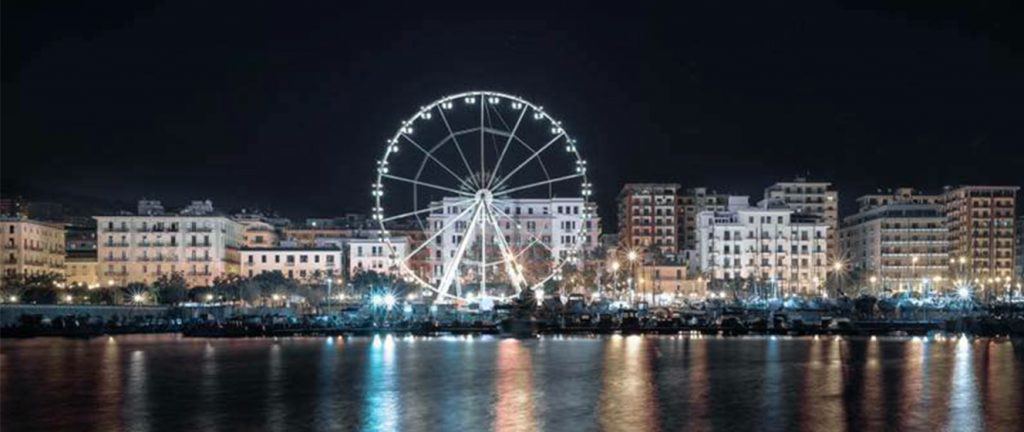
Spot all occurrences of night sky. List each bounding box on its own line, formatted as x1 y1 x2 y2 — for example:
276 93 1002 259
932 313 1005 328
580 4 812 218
4 1 1023 225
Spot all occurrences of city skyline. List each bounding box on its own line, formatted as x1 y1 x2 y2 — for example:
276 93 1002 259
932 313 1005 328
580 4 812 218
4 2 1023 221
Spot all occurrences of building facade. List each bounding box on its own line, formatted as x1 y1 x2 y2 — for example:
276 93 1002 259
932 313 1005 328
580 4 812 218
95 207 242 287
840 188 948 291
943 186 1018 285
617 183 680 254
349 237 409 277
635 264 706 301
424 197 599 286
696 199 829 295
678 187 730 252
237 218 280 248
1017 216 1024 279
764 177 839 259
1 218 66 280
65 251 99 288
240 247 343 282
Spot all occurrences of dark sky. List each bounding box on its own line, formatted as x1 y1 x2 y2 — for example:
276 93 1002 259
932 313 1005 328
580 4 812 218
3 1 1023 225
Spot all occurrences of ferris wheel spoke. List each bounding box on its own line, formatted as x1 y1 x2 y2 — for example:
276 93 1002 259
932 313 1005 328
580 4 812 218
401 202 477 261
436 105 479 188
490 132 566 191
380 197 474 223
480 201 488 296
402 134 476 191
381 174 474 197
497 173 584 196
438 205 482 297
479 96 486 186
487 106 528 190
484 208 528 289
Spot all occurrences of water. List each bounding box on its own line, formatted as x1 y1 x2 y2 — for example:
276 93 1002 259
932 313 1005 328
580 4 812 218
1 334 1021 431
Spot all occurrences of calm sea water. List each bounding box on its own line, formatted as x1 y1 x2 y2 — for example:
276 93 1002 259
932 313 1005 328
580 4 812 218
1 334 1021 431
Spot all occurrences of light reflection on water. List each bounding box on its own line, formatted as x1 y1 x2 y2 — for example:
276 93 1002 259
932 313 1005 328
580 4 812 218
1 334 1022 431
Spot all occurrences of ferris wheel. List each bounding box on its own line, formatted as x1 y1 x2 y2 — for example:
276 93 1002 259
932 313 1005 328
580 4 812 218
371 91 594 303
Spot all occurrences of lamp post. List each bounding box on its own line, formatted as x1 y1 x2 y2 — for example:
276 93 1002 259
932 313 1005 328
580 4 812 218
326 276 333 315
627 250 639 306
831 261 843 297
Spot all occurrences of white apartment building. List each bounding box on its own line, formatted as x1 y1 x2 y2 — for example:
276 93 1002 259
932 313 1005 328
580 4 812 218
696 199 829 294
240 247 343 282
95 205 242 287
1 217 65 279
424 197 599 285
349 237 409 277
764 177 838 258
840 188 948 291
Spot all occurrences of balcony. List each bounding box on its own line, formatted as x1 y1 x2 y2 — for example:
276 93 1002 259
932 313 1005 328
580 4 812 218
139 241 179 247
188 256 211 262
103 242 130 247
186 227 214 233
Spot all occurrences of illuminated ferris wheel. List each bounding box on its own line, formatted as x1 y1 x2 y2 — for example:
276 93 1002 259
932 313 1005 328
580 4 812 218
371 91 593 303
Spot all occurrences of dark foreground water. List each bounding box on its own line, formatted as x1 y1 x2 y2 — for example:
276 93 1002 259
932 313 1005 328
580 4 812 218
1 334 1022 432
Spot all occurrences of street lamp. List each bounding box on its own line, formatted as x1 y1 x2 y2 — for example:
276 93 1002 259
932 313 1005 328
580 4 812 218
326 277 333 315
626 250 639 305
830 260 845 297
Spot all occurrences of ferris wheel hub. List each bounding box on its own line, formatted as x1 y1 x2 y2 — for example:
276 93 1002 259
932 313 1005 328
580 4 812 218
475 189 494 205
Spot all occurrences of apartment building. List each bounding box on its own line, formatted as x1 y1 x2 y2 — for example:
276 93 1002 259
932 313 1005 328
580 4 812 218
240 247 343 282
635 263 706 302
236 217 279 248
1 217 65 279
349 237 409 277
94 200 242 287
943 186 1018 281
764 177 839 258
696 198 829 295
840 188 947 291
424 197 599 286
618 183 680 254
65 251 99 288
678 187 730 252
